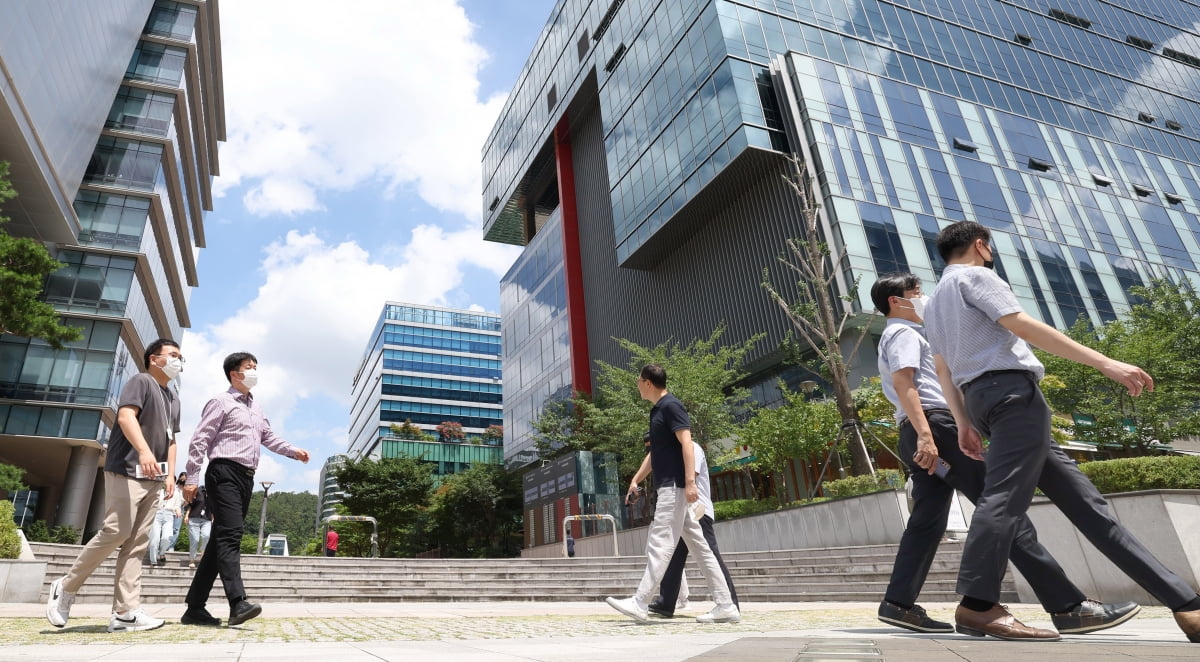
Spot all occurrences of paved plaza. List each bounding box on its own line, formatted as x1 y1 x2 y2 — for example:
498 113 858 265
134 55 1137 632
0 601 1194 661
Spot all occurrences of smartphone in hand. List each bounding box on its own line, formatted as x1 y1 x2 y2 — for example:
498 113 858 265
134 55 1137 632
135 461 170 480
933 458 951 479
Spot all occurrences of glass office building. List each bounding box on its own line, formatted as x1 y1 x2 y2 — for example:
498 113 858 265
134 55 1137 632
483 0 1200 475
0 0 224 534
347 303 504 474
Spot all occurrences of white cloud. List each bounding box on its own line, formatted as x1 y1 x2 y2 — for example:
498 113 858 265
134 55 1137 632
176 226 518 491
214 0 505 219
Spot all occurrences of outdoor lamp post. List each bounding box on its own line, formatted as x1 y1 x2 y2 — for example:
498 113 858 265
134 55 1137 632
255 480 275 554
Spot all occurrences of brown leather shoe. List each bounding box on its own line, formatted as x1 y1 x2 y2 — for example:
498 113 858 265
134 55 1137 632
1175 608 1200 643
955 604 1061 641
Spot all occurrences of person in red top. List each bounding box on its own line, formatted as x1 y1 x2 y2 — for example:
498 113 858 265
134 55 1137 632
325 529 339 557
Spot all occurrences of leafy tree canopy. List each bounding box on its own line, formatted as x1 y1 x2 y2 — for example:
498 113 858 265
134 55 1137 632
1038 278 1200 454
333 456 433 557
425 464 523 558
0 161 82 349
739 384 840 502
243 490 319 555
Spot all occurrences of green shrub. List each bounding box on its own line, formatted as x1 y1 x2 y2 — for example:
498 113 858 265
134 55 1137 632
20 519 49 543
0 502 22 559
48 524 79 544
821 469 905 498
1079 455 1200 494
713 497 779 520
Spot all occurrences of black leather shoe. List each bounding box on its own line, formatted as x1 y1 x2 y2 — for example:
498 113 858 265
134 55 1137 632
1051 600 1140 634
228 600 262 626
180 606 221 627
647 599 674 619
877 600 954 633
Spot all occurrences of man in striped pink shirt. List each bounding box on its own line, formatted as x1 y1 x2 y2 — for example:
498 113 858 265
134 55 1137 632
180 352 309 628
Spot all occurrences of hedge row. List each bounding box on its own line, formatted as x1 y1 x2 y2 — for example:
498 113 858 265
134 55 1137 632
820 469 905 498
1079 455 1200 494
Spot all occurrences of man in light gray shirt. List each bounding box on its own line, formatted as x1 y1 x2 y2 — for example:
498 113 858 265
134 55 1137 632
925 221 1200 643
872 272 1133 636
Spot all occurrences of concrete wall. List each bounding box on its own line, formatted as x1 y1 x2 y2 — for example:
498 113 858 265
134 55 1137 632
1012 490 1200 606
523 489 913 559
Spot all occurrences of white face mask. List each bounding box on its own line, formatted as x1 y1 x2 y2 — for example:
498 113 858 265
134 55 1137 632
159 357 183 380
902 295 929 320
239 369 259 391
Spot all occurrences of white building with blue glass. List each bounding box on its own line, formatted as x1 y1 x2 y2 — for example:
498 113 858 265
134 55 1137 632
347 303 503 462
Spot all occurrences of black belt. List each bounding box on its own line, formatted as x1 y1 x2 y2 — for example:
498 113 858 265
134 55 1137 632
964 369 1034 390
210 457 255 477
900 408 953 427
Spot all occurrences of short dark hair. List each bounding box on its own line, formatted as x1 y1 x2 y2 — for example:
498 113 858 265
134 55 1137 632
870 273 921 315
936 221 991 261
223 352 258 383
144 338 180 370
640 364 667 389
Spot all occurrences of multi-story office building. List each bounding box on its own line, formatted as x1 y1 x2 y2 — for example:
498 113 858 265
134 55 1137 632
484 0 1200 477
0 1 224 533
347 303 504 479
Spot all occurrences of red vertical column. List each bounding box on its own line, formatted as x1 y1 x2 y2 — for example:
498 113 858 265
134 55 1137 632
554 117 592 396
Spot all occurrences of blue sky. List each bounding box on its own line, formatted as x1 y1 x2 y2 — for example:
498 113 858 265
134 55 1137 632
176 0 557 493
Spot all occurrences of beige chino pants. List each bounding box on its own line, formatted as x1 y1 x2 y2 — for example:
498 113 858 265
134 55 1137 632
62 471 160 613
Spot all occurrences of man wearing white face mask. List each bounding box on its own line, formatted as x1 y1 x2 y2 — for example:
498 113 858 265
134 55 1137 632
869 274 1138 637
181 352 310 628
46 338 182 633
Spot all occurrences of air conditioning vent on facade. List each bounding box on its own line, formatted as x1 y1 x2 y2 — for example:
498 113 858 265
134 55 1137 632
1126 35 1155 50
1163 48 1200 69
1138 111 1156 123
604 43 627 72
1133 184 1153 197
488 196 500 212
1014 33 1032 46
1091 173 1114 187
577 31 590 61
952 137 977 152
1165 192 1184 205
1028 157 1053 172
1049 9 1092 30
1166 119 1183 130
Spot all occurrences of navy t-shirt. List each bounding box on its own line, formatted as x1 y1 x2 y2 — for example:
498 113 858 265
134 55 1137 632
648 393 690 488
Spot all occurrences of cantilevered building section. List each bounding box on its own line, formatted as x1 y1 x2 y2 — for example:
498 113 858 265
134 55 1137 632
483 0 1200 473
0 0 225 534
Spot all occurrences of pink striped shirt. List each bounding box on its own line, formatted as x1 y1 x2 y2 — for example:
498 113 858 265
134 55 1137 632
184 387 298 485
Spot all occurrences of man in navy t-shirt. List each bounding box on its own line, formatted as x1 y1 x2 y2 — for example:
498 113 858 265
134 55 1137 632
605 364 738 624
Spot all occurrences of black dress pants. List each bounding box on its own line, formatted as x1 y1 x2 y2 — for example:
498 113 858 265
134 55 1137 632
885 409 1086 611
958 371 1195 608
656 514 738 613
186 459 253 608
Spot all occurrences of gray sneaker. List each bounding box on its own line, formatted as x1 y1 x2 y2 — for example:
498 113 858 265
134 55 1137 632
45 577 75 628
107 608 165 633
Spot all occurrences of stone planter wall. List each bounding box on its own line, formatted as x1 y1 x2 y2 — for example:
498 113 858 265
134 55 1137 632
1012 489 1200 606
0 559 47 602
522 489 913 558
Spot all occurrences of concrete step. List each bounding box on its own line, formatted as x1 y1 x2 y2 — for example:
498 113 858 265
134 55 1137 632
28 542 1014 604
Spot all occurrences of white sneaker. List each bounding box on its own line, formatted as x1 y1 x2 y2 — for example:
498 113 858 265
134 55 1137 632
605 596 648 622
676 598 690 611
107 608 165 633
697 604 741 623
45 577 75 628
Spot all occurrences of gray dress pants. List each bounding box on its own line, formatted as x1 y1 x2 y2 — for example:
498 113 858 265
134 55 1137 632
958 370 1195 608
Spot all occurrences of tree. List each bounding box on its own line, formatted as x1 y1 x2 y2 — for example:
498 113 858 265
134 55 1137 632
1039 279 1200 454
0 462 26 494
532 326 761 478
0 161 82 349
243 490 319 553
761 155 874 475
483 424 504 446
389 419 424 440
333 456 434 557
851 377 900 456
437 420 465 442
426 464 523 557
739 386 840 502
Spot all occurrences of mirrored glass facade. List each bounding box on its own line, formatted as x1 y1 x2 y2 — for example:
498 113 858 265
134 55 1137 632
348 303 504 468
485 0 1200 485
